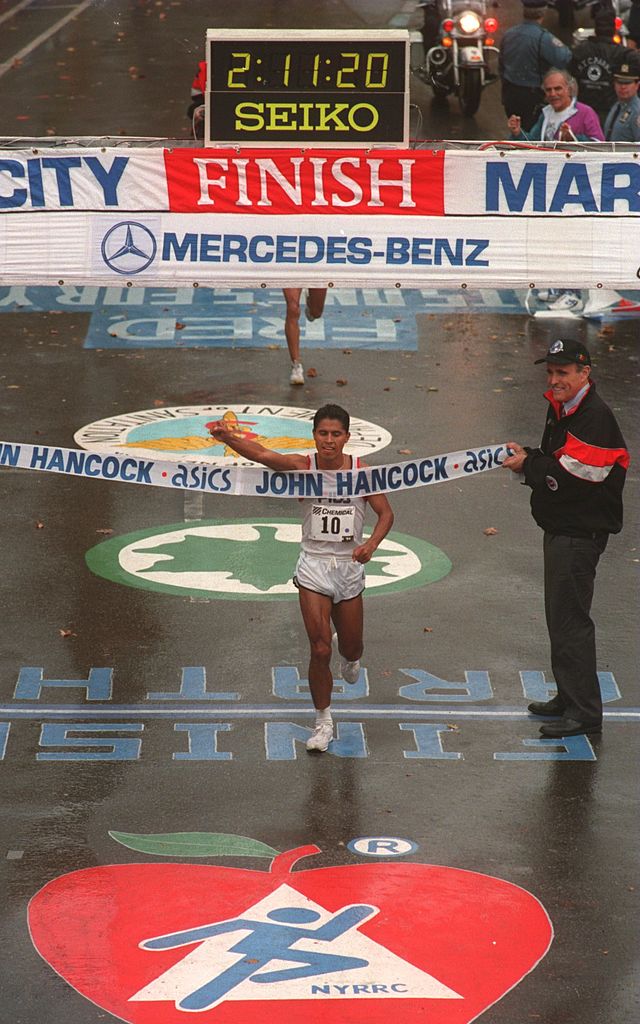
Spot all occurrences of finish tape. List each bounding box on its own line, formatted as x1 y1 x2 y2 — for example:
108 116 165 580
0 440 508 497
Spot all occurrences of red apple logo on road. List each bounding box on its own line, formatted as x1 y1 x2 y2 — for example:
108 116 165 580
28 832 553 1023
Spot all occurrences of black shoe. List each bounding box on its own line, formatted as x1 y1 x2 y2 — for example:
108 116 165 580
527 696 565 717
539 717 602 738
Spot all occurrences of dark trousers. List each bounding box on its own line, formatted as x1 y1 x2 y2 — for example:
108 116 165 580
543 532 608 724
501 80 543 132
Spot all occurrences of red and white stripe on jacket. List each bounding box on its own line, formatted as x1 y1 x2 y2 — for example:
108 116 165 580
557 431 630 483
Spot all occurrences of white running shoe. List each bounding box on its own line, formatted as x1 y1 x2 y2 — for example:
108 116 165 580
289 361 304 385
332 632 361 684
546 291 584 313
535 289 558 303
341 658 361 684
306 721 333 751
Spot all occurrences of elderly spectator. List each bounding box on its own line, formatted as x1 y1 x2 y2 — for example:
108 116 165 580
507 68 605 140
500 0 572 131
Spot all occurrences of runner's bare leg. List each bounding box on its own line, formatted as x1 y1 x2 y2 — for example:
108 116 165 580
298 587 334 710
282 288 302 364
331 594 364 663
306 288 327 320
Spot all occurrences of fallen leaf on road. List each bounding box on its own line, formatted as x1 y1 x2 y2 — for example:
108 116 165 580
59 628 77 638
35 521 44 530
483 527 498 536
306 367 318 377
96 528 114 535
336 378 347 386
398 449 413 455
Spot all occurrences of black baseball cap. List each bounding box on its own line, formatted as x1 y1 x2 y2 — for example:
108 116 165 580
534 339 592 365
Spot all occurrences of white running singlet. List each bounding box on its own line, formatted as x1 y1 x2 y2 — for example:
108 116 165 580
300 454 367 560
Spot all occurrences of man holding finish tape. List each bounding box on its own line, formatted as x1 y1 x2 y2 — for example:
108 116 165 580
503 340 628 739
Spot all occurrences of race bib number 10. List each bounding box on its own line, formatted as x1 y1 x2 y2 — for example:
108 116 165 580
309 504 355 542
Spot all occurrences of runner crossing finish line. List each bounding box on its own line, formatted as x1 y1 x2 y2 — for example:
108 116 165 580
0 439 508 497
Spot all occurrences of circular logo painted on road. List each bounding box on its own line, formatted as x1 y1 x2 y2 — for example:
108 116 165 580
347 837 419 858
75 405 391 463
101 221 157 275
85 519 452 601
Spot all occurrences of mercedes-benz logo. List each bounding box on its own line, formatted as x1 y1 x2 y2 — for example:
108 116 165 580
101 221 157 275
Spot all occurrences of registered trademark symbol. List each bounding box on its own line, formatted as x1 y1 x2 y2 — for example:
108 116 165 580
347 836 418 857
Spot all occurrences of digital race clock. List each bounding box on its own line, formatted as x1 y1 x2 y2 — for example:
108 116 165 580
204 29 409 147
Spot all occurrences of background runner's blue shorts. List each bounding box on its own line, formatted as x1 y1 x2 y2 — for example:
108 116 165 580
293 551 365 603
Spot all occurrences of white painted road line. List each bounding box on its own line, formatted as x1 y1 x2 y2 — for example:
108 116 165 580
1 705 638 721
0 0 36 31
0 0 94 80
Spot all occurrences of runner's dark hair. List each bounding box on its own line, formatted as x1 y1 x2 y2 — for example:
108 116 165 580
313 404 350 431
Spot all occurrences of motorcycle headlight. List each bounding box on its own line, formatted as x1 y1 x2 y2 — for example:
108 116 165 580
458 11 481 33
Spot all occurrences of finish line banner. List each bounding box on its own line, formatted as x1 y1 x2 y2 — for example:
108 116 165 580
0 440 508 497
0 146 638 288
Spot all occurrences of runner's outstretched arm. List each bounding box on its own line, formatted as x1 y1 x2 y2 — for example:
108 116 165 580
208 420 309 472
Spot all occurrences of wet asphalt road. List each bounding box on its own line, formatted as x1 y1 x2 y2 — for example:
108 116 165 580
0 2 639 1024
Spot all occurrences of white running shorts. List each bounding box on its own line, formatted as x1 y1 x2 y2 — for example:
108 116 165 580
293 551 365 603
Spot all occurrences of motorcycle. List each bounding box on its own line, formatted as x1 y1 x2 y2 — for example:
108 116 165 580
549 0 628 32
413 0 500 116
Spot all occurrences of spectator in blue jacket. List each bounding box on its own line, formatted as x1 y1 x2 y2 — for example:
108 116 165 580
603 54 640 140
500 0 572 130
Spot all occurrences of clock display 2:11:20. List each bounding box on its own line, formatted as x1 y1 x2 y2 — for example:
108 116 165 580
210 42 406 93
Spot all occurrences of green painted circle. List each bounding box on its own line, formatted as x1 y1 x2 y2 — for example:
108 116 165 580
86 518 451 601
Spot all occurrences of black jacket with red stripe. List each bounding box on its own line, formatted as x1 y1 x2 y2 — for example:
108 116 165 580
523 381 628 536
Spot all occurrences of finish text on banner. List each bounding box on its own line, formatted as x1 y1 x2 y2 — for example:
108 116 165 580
2 146 637 287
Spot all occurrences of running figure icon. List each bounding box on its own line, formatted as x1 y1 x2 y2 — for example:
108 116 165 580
139 903 378 1010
